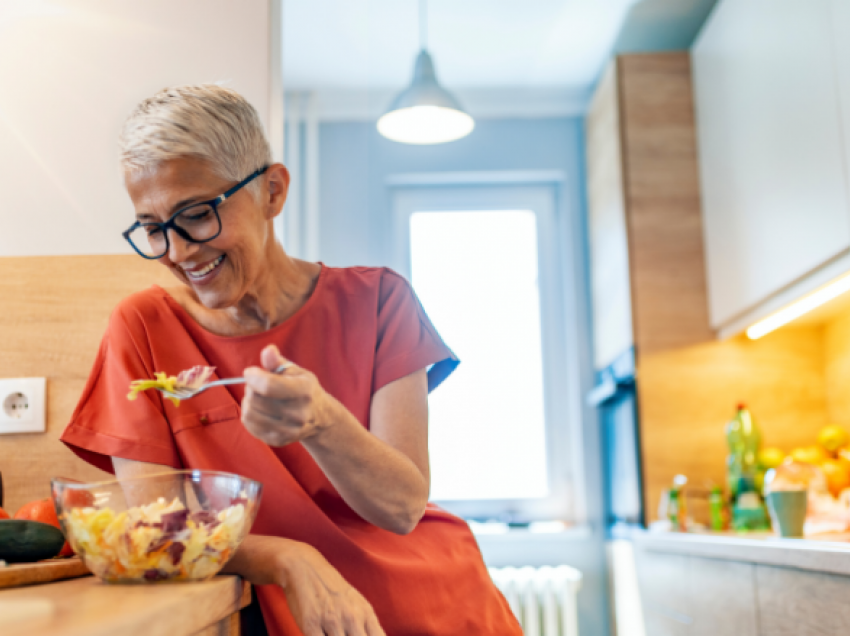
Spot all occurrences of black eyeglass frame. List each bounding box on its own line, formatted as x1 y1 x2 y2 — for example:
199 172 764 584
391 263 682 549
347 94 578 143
122 165 269 260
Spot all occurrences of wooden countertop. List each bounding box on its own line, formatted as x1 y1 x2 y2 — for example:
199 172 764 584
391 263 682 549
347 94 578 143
0 574 250 636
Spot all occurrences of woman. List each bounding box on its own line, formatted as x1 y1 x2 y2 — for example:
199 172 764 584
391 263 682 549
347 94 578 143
61 85 522 636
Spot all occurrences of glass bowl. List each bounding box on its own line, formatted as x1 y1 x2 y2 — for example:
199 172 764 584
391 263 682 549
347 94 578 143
51 470 262 583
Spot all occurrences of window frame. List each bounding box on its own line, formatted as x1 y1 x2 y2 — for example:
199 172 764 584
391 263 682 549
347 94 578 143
390 178 585 523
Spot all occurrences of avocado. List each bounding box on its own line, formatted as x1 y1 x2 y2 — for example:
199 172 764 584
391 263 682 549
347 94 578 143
0 520 65 563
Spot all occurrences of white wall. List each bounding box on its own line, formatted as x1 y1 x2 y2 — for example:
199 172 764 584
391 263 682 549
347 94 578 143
0 0 282 257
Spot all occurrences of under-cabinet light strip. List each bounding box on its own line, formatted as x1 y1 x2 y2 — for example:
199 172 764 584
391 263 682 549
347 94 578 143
747 272 850 339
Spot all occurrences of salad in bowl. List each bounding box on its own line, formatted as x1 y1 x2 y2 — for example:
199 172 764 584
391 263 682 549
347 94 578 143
51 470 262 583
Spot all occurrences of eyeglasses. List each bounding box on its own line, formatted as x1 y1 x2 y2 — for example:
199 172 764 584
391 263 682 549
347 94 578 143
122 166 269 260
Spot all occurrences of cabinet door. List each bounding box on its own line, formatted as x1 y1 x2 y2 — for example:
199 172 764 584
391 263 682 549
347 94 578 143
692 0 850 329
688 557 757 636
634 549 692 636
756 564 850 635
830 0 850 195
586 64 633 370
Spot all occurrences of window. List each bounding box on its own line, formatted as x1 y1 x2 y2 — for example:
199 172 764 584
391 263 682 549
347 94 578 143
392 181 580 523
410 210 548 500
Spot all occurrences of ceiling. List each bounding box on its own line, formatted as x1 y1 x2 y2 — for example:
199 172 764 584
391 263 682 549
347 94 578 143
282 0 717 119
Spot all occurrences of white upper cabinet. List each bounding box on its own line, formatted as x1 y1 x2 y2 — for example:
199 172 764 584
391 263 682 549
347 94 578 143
586 65 633 370
831 0 850 194
692 0 850 331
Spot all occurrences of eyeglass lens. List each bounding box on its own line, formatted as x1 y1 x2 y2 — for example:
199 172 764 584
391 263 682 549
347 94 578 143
128 204 222 258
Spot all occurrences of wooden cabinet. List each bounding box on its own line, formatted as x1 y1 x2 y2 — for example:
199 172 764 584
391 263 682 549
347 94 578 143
586 53 713 370
692 0 850 334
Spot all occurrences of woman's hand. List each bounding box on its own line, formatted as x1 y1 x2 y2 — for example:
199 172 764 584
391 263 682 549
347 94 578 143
279 541 385 636
242 344 339 446
223 535 385 636
242 344 431 534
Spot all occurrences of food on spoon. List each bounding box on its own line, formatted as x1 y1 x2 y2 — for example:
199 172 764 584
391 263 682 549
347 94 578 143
62 496 246 582
127 366 216 406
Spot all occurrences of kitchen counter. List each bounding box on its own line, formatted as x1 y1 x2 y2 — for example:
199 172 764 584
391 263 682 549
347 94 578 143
0 573 250 636
630 530 850 635
635 529 850 576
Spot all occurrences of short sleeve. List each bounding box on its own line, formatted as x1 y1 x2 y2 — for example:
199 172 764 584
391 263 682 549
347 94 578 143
372 270 459 393
60 303 182 473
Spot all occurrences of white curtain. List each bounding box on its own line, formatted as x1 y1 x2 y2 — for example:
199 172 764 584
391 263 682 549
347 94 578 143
278 91 320 261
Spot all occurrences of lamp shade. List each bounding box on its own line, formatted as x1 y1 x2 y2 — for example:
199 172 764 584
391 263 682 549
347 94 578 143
377 50 474 144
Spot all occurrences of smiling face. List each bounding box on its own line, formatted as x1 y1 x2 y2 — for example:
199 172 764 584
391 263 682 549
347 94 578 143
124 157 288 310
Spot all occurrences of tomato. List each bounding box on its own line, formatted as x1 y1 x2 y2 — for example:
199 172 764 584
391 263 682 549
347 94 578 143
63 489 95 509
57 540 74 557
14 498 70 557
0 507 9 520
14 499 60 526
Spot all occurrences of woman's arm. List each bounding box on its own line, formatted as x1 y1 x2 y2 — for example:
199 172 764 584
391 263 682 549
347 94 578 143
112 458 385 636
242 345 430 535
223 534 384 636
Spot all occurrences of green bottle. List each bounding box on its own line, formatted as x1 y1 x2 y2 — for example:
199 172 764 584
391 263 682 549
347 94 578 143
726 404 762 500
709 485 726 531
732 476 770 531
667 488 681 531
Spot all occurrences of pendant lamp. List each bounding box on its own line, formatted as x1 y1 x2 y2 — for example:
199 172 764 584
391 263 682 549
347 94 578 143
377 0 474 144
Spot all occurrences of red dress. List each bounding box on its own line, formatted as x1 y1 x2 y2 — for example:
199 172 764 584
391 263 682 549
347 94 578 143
61 265 522 636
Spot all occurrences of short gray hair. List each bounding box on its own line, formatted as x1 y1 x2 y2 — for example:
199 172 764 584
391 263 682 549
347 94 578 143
119 84 272 199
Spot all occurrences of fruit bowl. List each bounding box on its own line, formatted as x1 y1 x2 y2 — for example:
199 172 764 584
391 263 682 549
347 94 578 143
51 470 262 583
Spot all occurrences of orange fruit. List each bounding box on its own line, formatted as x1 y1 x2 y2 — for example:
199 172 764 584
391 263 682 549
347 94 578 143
820 458 850 497
14 499 70 557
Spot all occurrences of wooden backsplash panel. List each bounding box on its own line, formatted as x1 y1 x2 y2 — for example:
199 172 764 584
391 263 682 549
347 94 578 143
638 327 829 521
0 255 174 513
825 311 850 425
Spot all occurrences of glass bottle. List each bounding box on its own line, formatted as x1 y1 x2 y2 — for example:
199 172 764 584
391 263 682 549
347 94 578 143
709 485 726 531
726 404 762 500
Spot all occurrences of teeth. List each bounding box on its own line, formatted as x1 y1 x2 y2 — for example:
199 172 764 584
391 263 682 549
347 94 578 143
187 255 224 279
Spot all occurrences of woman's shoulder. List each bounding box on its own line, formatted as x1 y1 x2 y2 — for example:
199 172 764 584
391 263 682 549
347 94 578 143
321 265 411 297
108 285 176 332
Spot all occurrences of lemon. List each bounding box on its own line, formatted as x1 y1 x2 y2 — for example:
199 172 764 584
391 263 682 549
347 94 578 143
790 446 828 465
758 447 785 469
818 425 850 454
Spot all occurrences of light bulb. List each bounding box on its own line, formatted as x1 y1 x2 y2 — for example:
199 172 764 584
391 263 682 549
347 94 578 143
377 105 474 145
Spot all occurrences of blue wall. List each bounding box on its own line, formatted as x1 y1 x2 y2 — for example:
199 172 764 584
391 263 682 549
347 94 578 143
318 117 586 268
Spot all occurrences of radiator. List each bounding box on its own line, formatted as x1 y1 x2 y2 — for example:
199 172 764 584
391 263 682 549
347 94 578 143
489 566 582 636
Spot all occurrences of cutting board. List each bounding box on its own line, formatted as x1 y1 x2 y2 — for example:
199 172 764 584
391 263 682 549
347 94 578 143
0 558 90 589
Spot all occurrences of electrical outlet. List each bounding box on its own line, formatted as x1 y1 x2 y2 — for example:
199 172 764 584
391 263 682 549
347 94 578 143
0 378 46 434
